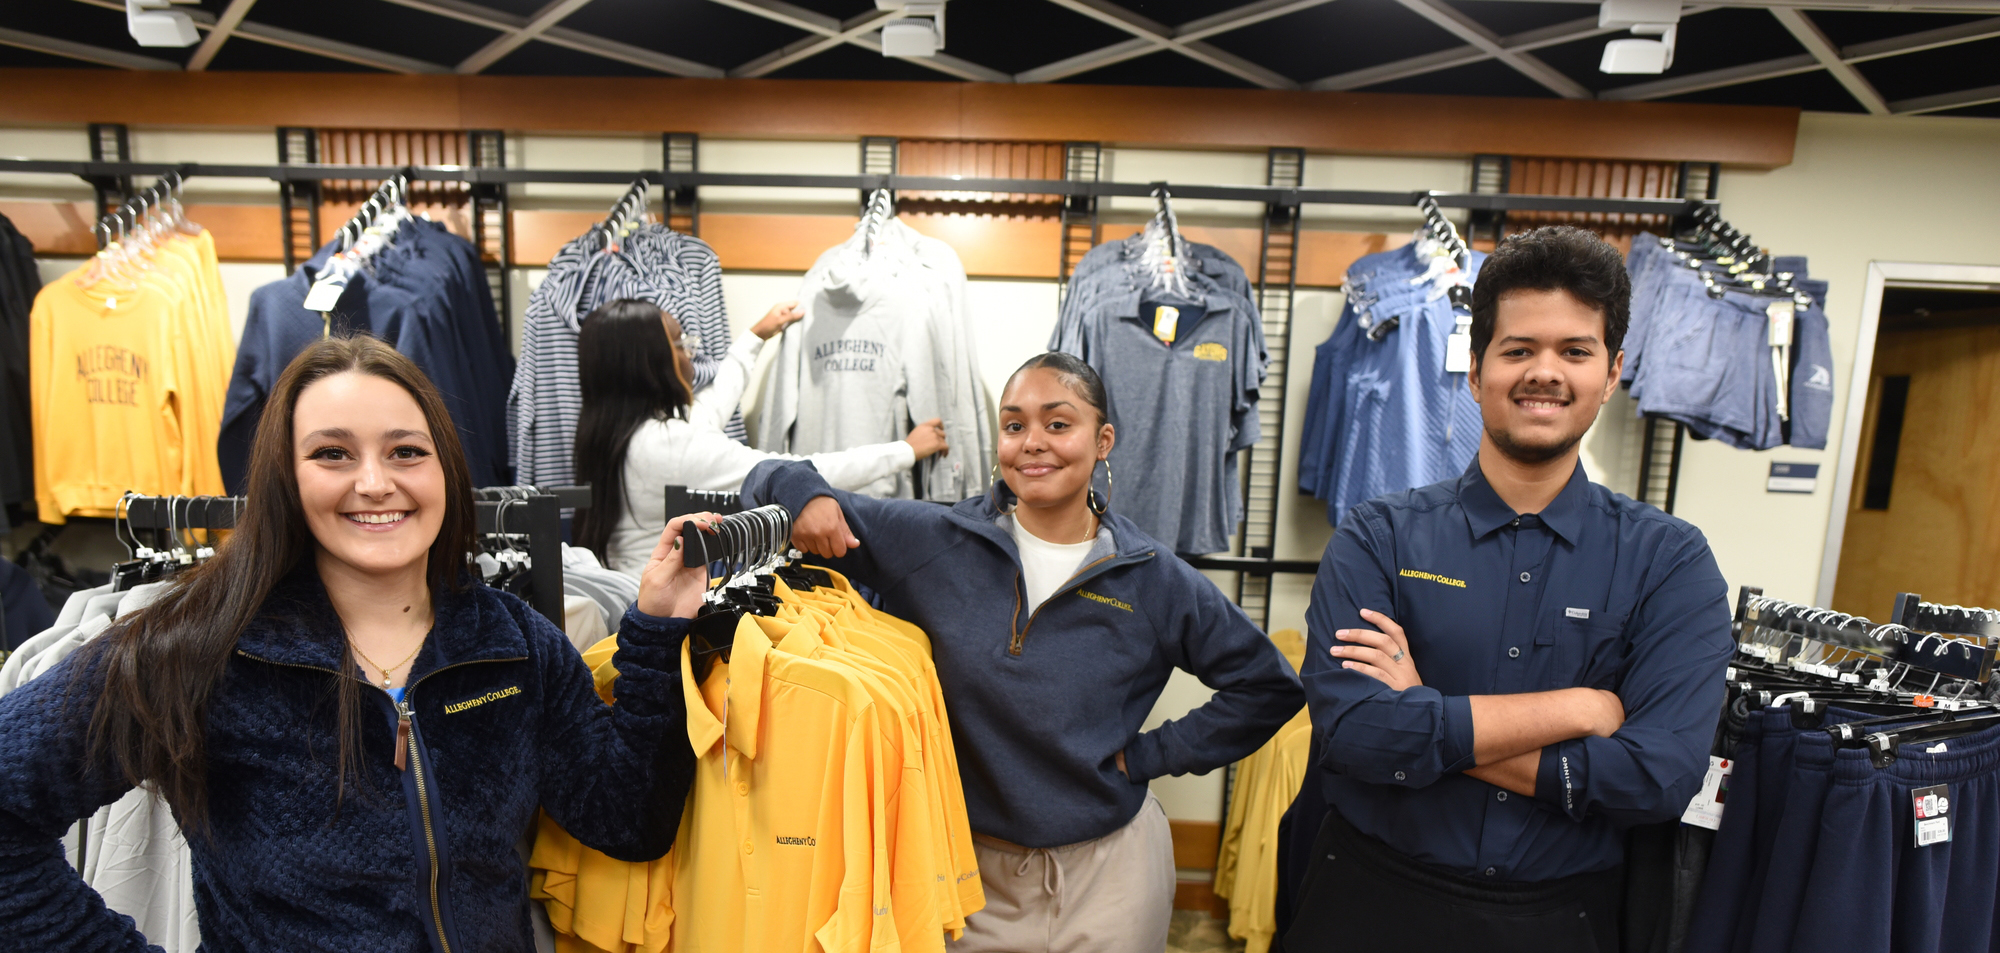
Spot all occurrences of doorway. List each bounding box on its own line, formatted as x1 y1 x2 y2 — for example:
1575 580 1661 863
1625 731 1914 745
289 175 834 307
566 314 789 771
1820 263 2000 617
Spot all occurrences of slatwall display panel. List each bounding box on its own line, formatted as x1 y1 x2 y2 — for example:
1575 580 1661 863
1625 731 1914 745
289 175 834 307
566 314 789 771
316 129 474 238
1503 158 1682 253
896 139 1067 218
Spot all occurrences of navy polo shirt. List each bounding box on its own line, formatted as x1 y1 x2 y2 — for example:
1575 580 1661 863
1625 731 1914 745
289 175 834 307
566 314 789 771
1299 459 1733 881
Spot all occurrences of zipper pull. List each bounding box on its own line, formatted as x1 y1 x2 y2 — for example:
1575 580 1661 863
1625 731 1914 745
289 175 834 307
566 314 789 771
395 703 412 773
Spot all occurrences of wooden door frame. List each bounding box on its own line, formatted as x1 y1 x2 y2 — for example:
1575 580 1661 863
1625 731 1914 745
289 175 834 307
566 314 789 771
1816 261 2000 606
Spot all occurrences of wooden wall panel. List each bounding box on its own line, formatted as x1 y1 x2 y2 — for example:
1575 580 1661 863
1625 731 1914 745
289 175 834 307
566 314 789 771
7 198 1397 284
0 69 1800 168
1 201 284 260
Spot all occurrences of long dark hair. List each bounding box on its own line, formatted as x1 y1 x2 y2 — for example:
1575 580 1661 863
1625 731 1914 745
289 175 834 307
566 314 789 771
572 298 692 561
1006 351 1110 425
77 335 477 832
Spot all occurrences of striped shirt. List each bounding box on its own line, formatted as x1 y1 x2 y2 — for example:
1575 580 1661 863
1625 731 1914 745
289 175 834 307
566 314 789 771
508 225 736 488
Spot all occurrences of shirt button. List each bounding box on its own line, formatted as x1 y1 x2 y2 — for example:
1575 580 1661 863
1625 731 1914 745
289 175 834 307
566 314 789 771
1508 646 1521 659
1394 771 1406 781
742 840 754 855
1497 791 1510 802
1485 867 1498 877
736 782 750 796
1510 518 1520 527
1519 571 1532 583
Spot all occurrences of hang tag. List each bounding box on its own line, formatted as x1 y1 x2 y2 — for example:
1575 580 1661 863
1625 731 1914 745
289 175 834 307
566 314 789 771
1444 315 1473 373
302 277 348 312
1913 784 1951 847
1151 305 1181 344
1767 301 1795 346
104 296 117 310
1681 756 1732 830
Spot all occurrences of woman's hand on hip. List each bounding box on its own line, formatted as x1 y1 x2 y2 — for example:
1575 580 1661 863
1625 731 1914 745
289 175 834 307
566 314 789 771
637 513 716 619
794 496 859 559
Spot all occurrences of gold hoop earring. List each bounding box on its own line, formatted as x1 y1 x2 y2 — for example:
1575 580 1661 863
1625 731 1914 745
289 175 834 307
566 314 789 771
1088 459 1111 515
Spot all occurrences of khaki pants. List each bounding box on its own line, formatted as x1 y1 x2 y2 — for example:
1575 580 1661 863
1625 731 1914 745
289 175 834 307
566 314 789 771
948 790 1175 953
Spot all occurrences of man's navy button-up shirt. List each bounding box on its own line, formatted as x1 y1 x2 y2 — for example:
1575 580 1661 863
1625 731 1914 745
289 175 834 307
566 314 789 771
1300 459 1733 881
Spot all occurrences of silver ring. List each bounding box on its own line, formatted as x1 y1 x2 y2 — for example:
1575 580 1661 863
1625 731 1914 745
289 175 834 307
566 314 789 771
1390 650 1405 663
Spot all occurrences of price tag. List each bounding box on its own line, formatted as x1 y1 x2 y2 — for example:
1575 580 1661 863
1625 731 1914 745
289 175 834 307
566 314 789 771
1840 672 1860 684
1681 756 1733 830
1151 305 1180 344
1767 301 1796 346
1913 784 1952 847
1444 315 1472 373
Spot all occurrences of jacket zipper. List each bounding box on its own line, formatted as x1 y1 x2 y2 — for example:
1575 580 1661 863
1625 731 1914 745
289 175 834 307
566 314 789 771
398 698 447 953
1007 552 1153 655
235 649 524 953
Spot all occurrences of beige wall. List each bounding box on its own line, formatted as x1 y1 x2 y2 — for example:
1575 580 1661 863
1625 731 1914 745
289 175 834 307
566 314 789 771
8 113 2000 820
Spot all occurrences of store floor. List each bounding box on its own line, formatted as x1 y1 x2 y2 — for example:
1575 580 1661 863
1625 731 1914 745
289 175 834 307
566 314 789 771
1167 910 1245 952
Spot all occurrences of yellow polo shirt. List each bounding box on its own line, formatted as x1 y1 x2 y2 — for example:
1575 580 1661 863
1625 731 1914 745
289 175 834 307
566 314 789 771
672 614 900 952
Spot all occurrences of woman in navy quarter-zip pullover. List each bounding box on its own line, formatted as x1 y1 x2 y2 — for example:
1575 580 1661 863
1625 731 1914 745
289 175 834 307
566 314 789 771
743 351 1303 953
0 335 709 953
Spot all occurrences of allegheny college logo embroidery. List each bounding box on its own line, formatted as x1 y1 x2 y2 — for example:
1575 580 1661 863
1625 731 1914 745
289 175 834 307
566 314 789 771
444 686 521 714
1192 342 1228 362
1399 568 1467 589
1806 364 1832 391
1077 590 1133 612
776 835 817 846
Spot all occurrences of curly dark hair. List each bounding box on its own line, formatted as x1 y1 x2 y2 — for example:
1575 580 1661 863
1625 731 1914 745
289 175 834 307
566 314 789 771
1469 225 1630 364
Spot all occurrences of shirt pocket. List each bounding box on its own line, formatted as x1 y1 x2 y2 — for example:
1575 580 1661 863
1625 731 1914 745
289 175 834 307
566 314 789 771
1554 617 1627 690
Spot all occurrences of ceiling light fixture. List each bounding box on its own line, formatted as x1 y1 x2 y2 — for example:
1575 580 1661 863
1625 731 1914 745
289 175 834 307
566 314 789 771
877 0 946 59
126 0 201 47
1599 0 1681 74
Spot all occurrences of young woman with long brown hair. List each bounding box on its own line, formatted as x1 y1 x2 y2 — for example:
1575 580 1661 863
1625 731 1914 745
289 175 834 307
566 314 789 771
0 335 710 953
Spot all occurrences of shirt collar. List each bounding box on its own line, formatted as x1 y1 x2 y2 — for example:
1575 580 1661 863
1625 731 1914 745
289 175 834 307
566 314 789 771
1458 458 1591 544
681 614 773 761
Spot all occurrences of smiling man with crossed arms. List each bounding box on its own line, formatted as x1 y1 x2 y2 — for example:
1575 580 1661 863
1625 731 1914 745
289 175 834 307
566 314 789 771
1284 226 1734 953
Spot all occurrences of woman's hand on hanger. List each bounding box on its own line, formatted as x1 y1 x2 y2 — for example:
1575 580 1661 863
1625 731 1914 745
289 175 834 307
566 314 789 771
751 301 805 340
793 497 860 559
904 417 949 460
637 513 718 619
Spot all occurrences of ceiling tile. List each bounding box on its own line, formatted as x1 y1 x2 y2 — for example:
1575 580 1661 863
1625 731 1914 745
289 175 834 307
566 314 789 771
559 0 809 71
1055 47 1258 87
1111 0 1261 28
0 47 116 70
1441 0 1598 37
1533 7 1808 94
482 38 661 76
765 40 966 81
945 2 1130 76
244 0 495 68
1932 100 2000 119
1659 68 1864 113
1204 0 1466 85
1357 55 1560 98
1804 10 1997 49
1855 35 2000 105
205 35 388 72
0 0 187 61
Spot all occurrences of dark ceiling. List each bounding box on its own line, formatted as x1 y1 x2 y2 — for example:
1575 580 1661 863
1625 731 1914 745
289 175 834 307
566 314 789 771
2 0 1997 118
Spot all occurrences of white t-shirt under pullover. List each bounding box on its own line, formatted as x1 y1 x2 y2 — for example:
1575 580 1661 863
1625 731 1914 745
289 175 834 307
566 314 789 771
1011 518 1097 612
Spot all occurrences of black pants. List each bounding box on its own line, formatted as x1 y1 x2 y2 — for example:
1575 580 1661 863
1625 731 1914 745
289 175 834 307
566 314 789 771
1280 809 1621 953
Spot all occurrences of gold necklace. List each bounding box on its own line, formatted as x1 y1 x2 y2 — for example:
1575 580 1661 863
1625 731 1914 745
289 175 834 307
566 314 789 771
350 636 426 690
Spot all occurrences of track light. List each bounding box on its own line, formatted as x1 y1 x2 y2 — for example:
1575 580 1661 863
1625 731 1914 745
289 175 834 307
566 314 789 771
127 0 200 47
876 1 946 58
1599 0 1681 74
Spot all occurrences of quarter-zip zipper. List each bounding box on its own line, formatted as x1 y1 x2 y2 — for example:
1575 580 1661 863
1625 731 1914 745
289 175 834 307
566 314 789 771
1007 552 1154 655
235 649 524 953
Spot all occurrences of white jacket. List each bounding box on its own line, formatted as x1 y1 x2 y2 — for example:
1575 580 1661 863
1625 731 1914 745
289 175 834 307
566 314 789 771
604 331 916 576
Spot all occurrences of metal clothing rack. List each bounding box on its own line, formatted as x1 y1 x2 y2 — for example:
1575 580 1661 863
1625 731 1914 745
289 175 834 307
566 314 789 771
120 486 590 627
0 157 1716 217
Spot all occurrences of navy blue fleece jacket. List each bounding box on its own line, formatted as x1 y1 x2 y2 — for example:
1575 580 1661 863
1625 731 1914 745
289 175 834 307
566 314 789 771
0 566 692 953
743 459 1303 848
